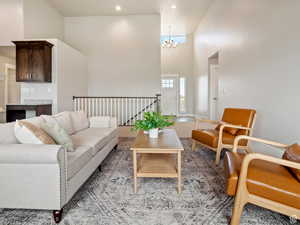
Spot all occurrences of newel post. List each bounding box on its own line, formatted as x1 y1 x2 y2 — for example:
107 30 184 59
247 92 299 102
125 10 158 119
155 94 161 113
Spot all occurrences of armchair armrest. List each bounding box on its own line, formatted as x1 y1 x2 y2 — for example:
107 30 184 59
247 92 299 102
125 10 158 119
232 135 288 153
0 144 65 164
89 116 118 128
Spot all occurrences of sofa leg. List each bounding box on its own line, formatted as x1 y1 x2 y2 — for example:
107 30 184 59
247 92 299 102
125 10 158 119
114 144 118 150
53 209 63 224
98 165 102 172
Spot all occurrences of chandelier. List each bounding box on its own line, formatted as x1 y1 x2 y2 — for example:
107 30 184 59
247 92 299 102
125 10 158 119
161 26 178 48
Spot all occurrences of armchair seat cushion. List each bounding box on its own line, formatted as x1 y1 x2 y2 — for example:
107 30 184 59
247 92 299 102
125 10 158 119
224 151 300 209
192 129 247 148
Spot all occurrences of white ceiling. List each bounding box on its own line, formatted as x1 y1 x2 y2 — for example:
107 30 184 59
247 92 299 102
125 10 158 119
48 0 213 35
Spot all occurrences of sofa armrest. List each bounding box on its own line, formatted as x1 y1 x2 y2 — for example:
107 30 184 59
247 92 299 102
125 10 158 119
89 116 118 128
0 144 65 164
0 144 67 210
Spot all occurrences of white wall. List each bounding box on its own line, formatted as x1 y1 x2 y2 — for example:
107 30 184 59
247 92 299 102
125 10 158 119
0 0 23 46
56 40 88 112
194 0 300 155
161 34 194 114
64 15 161 97
23 0 64 40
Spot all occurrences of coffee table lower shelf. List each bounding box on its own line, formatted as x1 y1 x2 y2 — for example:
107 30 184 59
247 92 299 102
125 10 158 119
137 154 178 178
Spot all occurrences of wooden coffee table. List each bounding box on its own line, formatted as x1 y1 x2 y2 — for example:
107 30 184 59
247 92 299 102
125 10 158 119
131 129 184 193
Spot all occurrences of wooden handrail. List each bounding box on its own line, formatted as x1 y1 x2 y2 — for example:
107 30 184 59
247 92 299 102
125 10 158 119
73 96 157 100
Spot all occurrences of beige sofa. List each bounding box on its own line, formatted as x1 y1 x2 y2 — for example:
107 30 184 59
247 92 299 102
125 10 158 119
0 112 118 223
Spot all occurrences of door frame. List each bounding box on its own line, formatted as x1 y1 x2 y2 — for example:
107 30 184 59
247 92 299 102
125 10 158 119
4 64 16 108
208 52 219 120
161 74 179 116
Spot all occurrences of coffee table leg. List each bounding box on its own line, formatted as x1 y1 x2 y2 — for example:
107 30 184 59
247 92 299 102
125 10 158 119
177 151 182 194
133 150 137 193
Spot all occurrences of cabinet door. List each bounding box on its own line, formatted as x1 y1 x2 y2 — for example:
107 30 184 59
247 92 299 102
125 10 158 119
31 44 45 82
16 46 30 81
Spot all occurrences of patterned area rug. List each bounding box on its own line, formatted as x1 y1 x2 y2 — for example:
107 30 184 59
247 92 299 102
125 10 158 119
0 138 294 225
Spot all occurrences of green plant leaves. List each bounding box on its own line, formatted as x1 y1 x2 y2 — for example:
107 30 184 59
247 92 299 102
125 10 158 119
132 112 174 131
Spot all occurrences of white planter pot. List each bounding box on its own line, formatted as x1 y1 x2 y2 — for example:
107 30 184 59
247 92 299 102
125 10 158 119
149 128 159 138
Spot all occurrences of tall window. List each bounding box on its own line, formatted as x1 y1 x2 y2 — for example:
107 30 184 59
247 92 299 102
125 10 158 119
160 35 187 45
161 79 174 88
179 77 186 113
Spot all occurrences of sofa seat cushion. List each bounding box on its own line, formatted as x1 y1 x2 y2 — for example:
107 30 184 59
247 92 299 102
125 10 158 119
67 146 93 180
71 128 118 155
224 152 300 209
192 129 247 148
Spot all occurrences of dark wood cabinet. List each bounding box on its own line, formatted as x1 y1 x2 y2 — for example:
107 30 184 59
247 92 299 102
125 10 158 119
13 41 53 82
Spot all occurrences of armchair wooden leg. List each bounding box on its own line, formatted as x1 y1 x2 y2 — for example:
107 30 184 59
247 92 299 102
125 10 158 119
230 197 246 225
53 209 63 224
192 140 197 151
215 146 222 165
230 188 248 225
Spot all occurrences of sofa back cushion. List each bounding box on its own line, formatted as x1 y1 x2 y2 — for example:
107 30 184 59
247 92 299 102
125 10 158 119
69 111 89 133
282 143 300 182
42 112 74 135
15 120 56 145
0 122 19 144
40 120 75 152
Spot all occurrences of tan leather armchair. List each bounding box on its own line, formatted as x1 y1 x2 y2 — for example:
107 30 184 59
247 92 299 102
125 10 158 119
224 136 300 225
192 108 256 164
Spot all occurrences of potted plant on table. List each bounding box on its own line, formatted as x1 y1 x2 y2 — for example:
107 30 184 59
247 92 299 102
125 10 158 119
133 112 174 138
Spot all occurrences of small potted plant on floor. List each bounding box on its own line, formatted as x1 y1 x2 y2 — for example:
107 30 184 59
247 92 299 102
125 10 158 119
133 112 174 138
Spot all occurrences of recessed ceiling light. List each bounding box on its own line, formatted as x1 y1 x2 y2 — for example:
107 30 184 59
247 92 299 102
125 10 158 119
115 5 122 11
171 5 177 9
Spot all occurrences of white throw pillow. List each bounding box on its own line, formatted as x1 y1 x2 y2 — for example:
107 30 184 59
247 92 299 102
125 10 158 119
42 112 74 135
25 116 45 127
14 120 56 145
40 120 75 152
0 122 19 144
69 111 89 133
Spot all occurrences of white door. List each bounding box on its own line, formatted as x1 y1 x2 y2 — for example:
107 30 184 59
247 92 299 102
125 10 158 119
161 76 178 116
210 65 220 120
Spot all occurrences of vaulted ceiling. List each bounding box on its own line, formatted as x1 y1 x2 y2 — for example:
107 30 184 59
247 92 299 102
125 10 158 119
48 0 213 35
